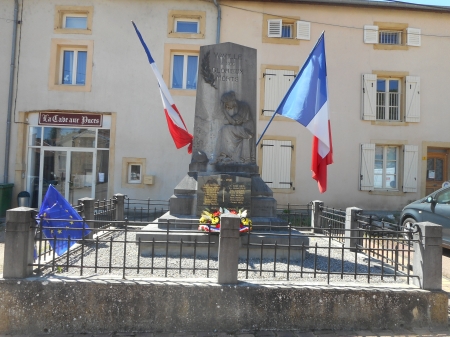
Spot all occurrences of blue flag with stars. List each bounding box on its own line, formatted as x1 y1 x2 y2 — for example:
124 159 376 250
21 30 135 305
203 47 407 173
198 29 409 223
37 185 91 256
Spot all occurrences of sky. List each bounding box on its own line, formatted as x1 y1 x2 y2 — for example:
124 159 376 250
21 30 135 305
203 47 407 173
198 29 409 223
377 0 450 5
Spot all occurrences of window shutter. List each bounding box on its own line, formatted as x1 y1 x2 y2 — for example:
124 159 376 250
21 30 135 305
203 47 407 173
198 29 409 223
261 140 292 189
296 21 310 40
263 69 295 117
364 25 378 44
405 76 420 122
268 19 282 38
403 145 418 192
407 28 421 47
360 143 375 191
262 140 276 188
362 74 377 120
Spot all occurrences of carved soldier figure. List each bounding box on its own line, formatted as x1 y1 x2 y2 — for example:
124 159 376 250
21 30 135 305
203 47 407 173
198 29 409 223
211 91 255 164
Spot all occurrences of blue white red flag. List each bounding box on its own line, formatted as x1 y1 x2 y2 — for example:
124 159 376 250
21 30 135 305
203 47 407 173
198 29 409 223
132 21 193 154
37 185 91 256
275 33 333 193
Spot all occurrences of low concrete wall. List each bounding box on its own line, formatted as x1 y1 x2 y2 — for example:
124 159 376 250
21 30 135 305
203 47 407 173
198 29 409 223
0 277 447 334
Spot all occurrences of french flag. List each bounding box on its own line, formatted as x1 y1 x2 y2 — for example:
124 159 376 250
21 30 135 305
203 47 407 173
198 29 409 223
132 21 193 154
275 33 333 193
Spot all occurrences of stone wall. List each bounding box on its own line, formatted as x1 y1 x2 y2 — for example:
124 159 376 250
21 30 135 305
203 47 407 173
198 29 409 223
0 277 447 334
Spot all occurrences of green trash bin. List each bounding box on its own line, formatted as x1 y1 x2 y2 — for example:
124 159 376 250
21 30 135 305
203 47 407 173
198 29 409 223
0 183 14 218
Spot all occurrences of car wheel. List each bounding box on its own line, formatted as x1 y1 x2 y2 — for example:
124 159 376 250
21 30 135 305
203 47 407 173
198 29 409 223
401 217 416 240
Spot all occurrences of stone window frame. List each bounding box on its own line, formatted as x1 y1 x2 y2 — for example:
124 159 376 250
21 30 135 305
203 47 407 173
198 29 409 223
122 158 146 188
163 43 201 97
167 10 206 39
48 38 94 92
262 14 300 45
54 6 93 35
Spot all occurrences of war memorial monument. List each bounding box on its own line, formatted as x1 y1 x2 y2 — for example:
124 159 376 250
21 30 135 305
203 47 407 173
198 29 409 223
137 42 308 258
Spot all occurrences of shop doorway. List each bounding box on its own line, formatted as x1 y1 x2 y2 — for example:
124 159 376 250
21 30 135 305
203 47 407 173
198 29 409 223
27 122 110 208
426 149 448 195
40 149 95 206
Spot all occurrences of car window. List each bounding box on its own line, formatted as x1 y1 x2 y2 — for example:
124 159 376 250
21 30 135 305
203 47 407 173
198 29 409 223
436 188 450 204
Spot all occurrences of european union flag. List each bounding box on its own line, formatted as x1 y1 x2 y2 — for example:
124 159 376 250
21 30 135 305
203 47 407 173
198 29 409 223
37 185 91 256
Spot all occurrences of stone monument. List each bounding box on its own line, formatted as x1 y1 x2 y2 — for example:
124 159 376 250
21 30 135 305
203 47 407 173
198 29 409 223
169 42 280 224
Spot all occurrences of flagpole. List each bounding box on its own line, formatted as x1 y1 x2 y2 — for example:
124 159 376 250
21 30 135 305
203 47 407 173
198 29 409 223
255 31 326 147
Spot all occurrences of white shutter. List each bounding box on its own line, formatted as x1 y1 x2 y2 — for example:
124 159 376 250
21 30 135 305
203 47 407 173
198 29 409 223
407 28 421 47
405 76 420 122
263 69 295 117
403 145 418 192
360 143 375 191
262 140 276 188
364 25 378 44
268 19 282 37
276 140 292 189
261 140 292 189
362 74 377 120
296 21 310 40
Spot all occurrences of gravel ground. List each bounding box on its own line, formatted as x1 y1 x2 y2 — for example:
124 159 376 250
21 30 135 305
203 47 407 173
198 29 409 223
35 229 410 285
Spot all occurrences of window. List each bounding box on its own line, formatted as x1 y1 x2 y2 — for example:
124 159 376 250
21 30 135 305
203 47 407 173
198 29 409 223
54 6 93 34
364 24 421 47
168 10 205 39
261 66 298 117
63 14 87 29
374 146 398 189
49 39 93 92
61 49 87 85
376 78 400 121
175 19 199 33
171 53 198 90
128 164 142 184
263 15 310 44
122 158 146 188
379 30 401 45
259 138 295 191
362 73 420 123
360 143 418 192
281 23 293 38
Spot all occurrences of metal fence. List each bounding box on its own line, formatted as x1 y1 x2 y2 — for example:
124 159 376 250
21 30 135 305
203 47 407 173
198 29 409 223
31 216 419 285
276 203 311 227
318 206 346 242
124 197 169 222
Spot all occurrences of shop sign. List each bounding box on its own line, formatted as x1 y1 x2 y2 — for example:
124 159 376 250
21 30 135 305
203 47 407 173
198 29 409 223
38 112 103 127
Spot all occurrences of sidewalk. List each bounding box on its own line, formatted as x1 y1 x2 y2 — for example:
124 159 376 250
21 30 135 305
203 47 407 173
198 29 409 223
0 219 449 337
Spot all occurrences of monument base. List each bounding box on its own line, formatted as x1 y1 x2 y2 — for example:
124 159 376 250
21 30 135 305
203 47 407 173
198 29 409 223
136 213 309 260
169 171 280 223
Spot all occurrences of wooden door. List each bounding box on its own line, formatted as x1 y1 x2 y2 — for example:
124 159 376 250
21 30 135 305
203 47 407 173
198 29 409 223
426 152 448 195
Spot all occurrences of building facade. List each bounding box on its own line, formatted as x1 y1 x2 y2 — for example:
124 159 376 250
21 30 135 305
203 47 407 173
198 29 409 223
1 0 450 211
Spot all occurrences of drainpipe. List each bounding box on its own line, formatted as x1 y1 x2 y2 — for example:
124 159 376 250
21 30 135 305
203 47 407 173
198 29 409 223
213 0 221 44
4 0 19 183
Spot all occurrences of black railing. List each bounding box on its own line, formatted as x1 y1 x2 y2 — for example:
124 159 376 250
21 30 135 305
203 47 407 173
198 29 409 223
356 213 414 274
276 203 311 227
31 217 419 285
94 198 116 228
124 197 169 222
319 206 346 242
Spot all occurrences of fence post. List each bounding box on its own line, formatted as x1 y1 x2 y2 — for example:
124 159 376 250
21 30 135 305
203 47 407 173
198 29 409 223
311 200 323 233
345 207 362 251
412 222 442 290
217 214 241 284
114 193 125 221
78 198 95 239
3 207 35 279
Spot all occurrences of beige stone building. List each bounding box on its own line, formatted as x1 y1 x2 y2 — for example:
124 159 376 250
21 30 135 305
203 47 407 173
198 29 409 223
1 0 450 212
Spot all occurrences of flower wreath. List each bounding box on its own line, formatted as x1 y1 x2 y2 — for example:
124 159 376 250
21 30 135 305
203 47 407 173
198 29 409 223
198 208 252 233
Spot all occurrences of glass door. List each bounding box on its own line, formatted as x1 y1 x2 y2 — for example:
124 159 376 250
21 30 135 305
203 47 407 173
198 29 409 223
40 149 95 205
68 151 94 205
